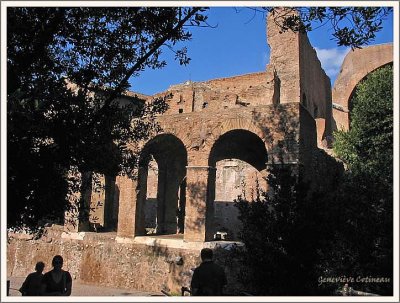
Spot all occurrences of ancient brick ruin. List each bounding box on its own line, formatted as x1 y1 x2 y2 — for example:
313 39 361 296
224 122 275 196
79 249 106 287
7 10 393 294
83 11 334 243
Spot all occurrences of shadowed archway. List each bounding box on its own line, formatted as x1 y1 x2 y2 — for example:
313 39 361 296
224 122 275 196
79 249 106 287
208 129 268 240
136 134 188 236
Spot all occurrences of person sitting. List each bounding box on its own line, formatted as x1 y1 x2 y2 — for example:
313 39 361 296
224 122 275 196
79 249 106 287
190 248 227 296
19 261 45 296
41 255 72 296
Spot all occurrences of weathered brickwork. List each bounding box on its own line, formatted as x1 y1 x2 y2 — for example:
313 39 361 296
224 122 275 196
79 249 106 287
63 8 339 246
153 71 277 116
7 226 244 294
77 8 334 243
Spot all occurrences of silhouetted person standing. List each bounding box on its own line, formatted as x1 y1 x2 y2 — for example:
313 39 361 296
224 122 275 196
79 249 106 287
19 261 45 296
190 248 227 296
41 255 72 296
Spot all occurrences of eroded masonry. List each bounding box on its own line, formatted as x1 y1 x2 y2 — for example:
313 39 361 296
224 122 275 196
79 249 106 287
7 11 393 294
75 11 335 242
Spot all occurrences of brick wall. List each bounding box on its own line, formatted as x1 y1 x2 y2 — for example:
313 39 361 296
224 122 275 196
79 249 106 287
7 226 245 295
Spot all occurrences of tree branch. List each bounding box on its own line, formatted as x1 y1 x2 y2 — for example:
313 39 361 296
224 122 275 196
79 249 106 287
98 7 203 114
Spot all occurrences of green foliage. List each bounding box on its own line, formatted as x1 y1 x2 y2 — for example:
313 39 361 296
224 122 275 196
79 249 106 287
7 7 208 230
330 65 393 295
266 7 392 49
334 65 393 184
235 164 392 295
234 165 333 295
317 172 393 296
234 65 393 295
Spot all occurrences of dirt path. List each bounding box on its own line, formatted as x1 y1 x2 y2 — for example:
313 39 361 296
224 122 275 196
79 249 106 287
7 276 162 297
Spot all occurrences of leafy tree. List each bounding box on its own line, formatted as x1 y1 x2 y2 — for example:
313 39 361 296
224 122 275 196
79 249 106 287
234 66 393 296
330 65 393 295
7 7 208 230
334 65 393 183
261 7 392 48
234 165 336 295
316 172 393 295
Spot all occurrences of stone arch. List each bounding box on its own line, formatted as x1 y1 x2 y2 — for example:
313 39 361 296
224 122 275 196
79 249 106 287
209 116 275 155
136 134 188 236
208 129 268 170
347 62 393 112
332 43 393 131
155 120 195 151
207 129 269 240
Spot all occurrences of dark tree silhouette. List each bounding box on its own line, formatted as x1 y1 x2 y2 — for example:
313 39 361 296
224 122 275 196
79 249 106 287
7 7 208 230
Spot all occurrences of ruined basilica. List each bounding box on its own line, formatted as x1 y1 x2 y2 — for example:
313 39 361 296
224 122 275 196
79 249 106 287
7 11 393 294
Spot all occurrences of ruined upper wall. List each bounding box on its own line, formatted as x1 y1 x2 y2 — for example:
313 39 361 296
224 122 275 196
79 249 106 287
267 8 333 147
266 10 301 104
151 71 277 115
144 8 332 147
299 33 333 147
66 80 146 110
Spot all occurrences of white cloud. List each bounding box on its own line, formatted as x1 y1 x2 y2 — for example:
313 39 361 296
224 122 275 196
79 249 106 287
314 47 350 81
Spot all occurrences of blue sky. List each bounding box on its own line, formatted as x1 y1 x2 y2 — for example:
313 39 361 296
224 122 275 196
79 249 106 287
130 7 394 96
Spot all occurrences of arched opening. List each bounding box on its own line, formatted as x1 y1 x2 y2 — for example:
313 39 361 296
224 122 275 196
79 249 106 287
88 174 119 232
137 134 187 236
347 62 393 129
208 129 268 240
